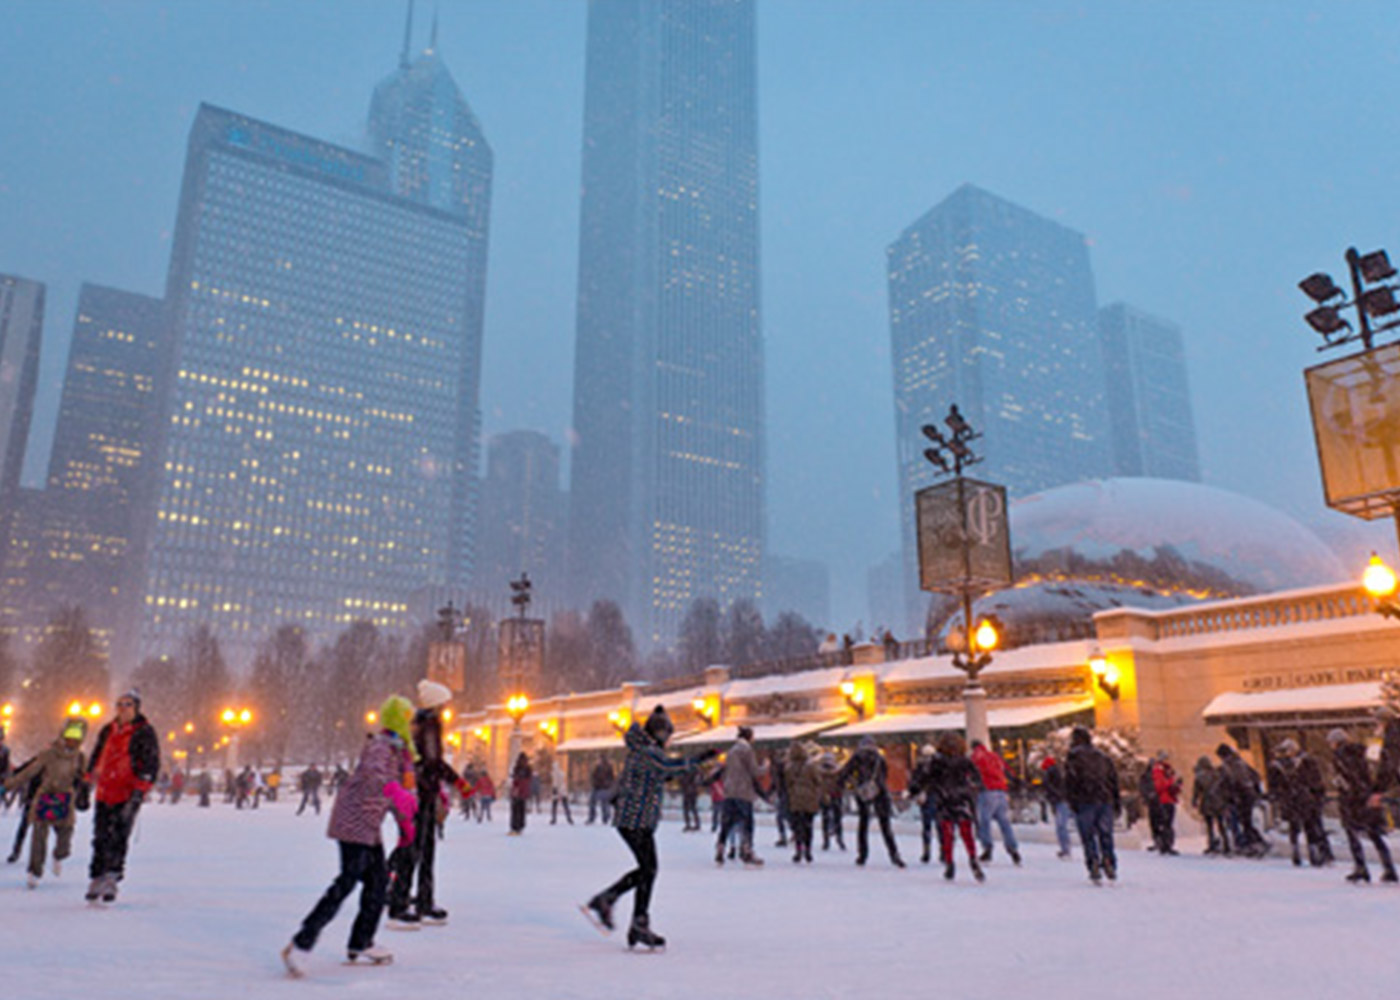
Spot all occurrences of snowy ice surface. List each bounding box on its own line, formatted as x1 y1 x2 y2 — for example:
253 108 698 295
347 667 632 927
0 798 1391 999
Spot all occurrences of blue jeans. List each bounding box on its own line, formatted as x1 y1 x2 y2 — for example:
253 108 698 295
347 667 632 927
976 790 1019 853
1051 801 1073 855
1074 802 1116 874
717 799 755 854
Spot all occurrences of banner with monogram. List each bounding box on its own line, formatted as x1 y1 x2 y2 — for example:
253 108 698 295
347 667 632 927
915 477 1013 593
1304 341 1400 519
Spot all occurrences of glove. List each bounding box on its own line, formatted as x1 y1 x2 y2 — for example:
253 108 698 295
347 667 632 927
74 782 91 812
121 789 144 824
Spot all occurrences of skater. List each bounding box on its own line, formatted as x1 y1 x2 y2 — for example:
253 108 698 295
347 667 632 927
587 757 614 824
930 732 983 881
835 736 905 868
85 689 160 903
282 695 418 977
678 762 702 831
1192 756 1232 855
297 764 323 816
817 749 846 851
1327 728 1396 884
1216 743 1265 856
970 739 1020 865
3 718 88 889
1065 727 1120 884
509 753 532 835
1148 751 1182 855
550 758 574 825
715 726 767 866
906 744 941 864
196 770 213 808
7 758 40 863
783 741 822 863
770 749 791 848
1267 738 1329 867
1039 752 1073 859
473 771 495 822
583 706 716 950
387 679 468 927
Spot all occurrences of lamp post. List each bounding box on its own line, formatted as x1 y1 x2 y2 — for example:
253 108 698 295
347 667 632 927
918 404 1012 747
505 693 529 766
219 706 254 771
1297 246 1400 610
1363 553 1400 620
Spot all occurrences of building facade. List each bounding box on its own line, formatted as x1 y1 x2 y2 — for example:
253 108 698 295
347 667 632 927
368 24 492 587
475 430 566 617
887 184 1111 633
133 104 482 668
0 274 44 543
1099 302 1200 482
1 285 166 651
568 0 765 648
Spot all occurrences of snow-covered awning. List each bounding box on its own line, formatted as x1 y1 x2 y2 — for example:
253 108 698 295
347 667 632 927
1201 682 1383 726
555 735 625 753
672 719 846 747
822 698 1095 739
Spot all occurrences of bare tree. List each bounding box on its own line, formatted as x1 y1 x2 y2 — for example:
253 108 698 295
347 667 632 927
765 611 821 661
28 605 109 728
722 598 766 667
678 597 723 672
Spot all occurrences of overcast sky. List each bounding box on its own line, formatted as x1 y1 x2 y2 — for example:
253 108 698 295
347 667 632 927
2 0 1397 629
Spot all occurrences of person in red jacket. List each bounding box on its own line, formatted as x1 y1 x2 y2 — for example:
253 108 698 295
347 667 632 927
1149 751 1183 855
85 689 160 903
970 741 1020 865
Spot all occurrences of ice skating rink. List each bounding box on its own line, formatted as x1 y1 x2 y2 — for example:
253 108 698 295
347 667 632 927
0 800 1389 998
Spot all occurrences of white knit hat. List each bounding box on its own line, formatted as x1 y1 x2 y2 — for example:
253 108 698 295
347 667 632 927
417 679 452 708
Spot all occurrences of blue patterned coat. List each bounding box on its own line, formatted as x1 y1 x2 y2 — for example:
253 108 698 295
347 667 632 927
612 723 703 830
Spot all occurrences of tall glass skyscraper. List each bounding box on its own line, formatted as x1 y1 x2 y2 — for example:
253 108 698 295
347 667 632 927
1099 302 1200 482
0 274 43 521
134 104 483 667
369 21 492 585
568 0 764 648
887 184 1110 633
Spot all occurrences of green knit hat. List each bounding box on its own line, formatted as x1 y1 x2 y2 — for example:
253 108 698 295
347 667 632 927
379 695 419 761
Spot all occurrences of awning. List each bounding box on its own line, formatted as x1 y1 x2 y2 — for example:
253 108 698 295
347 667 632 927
672 719 846 747
822 698 1095 739
555 735 625 753
1202 682 1383 727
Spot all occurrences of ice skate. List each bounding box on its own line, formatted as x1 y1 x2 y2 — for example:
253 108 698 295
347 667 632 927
1009 848 1022 866
26 872 38 889
740 847 764 867
100 873 118 902
1103 859 1117 881
420 906 449 925
627 915 666 951
1346 867 1371 884
84 876 103 902
386 908 421 930
1088 861 1103 884
345 944 393 965
281 942 308 978
979 846 992 863
581 894 614 933
51 857 61 877
943 859 955 881
714 841 725 866
971 858 985 883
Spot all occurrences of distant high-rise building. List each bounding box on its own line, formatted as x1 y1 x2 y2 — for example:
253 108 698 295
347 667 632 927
476 430 566 617
369 15 492 585
1099 303 1200 482
887 184 1110 632
568 0 764 648
0 274 43 526
133 103 485 668
0 285 166 650
765 555 831 630
866 551 905 637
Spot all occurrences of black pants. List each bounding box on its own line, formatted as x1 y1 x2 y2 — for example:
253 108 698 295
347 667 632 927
297 789 320 816
855 797 901 863
387 796 438 914
790 811 815 857
510 797 527 833
10 806 30 860
294 841 387 953
1153 803 1176 852
681 793 700 830
821 800 845 848
599 827 658 924
1344 815 1395 875
89 800 139 879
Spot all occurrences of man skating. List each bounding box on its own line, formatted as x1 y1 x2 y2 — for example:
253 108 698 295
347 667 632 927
85 689 160 902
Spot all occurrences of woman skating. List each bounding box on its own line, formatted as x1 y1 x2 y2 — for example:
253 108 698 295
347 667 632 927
582 705 715 950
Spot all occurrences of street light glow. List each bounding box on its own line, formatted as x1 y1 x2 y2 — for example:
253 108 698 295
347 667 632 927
1363 553 1398 599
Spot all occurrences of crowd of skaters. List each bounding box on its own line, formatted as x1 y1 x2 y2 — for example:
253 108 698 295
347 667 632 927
8 684 1400 972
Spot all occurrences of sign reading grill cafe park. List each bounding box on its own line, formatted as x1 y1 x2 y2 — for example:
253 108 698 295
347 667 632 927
916 477 1013 593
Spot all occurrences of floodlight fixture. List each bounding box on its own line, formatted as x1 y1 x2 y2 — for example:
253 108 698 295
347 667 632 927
1358 249 1397 284
1299 272 1343 303
1305 306 1350 336
1361 286 1400 319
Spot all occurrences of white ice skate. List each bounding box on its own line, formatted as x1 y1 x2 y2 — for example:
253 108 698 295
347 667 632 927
345 944 393 966
281 942 308 978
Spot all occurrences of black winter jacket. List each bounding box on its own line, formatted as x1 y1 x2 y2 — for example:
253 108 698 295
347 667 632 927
1065 743 1120 811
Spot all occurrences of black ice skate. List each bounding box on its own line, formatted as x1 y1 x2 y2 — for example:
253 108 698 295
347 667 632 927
627 916 666 951
581 894 615 934
970 859 985 883
420 907 449 925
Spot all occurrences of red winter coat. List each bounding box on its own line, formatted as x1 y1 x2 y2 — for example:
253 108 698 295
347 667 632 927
1152 761 1182 805
88 715 160 806
971 745 1008 792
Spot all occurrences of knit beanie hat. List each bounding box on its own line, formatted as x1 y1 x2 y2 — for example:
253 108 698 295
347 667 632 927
644 704 674 744
379 695 420 761
417 679 452 709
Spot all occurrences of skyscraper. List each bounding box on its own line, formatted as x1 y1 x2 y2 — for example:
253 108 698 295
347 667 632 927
134 103 483 667
368 13 492 585
476 430 566 617
0 285 167 649
1099 302 1201 482
887 184 1110 632
568 0 764 648
0 274 43 523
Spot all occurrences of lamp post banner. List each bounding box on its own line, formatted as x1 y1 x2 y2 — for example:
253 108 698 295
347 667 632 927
1304 341 1400 519
916 477 1013 593
498 618 546 692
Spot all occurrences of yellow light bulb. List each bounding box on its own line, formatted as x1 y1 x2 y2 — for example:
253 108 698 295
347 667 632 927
1363 554 1398 599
